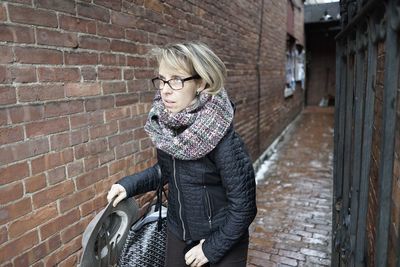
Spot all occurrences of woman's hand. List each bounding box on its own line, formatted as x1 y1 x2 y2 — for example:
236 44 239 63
107 184 127 207
184 239 209 267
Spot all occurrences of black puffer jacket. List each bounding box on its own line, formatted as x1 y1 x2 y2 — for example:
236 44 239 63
118 125 257 263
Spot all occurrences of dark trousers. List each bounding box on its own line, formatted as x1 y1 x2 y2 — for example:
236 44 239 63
164 229 249 267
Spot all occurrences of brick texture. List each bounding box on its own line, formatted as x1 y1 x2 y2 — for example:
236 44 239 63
0 0 304 265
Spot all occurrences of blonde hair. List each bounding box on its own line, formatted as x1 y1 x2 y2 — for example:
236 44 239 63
151 41 227 95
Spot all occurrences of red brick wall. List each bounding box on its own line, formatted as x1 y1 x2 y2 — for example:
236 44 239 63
0 0 304 266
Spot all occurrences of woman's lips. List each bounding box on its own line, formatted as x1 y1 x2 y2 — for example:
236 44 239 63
163 100 175 107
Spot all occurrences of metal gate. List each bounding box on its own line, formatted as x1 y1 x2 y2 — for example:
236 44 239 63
333 0 400 266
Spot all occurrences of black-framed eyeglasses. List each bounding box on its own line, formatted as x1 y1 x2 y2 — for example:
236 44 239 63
151 74 201 90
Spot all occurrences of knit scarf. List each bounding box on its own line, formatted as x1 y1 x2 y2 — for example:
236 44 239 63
144 89 234 160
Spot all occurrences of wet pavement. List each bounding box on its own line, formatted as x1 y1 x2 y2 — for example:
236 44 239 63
247 107 334 267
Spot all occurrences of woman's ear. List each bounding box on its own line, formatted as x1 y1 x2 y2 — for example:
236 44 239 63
197 79 207 94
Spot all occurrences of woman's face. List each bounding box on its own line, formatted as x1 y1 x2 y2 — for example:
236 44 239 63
158 60 204 114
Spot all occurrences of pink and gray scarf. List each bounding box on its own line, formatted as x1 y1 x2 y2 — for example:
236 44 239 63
144 89 234 160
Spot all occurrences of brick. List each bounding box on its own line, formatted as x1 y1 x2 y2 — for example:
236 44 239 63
59 187 95 213
26 117 69 138
79 35 110 51
80 195 106 217
99 150 115 164
38 67 80 82
44 100 84 118
102 81 126 94
0 161 29 185
0 46 14 64
61 217 90 245
134 69 153 79
47 166 66 185
0 182 23 205
127 79 149 92
0 66 9 84
0 24 35 43
77 2 110 22
144 0 165 13
270 254 298 266
99 53 126 66
139 91 154 103
119 116 143 131
97 22 124 38
75 166 108 190
109 159 127 175
18 84 65 102
115 141 139 159
89 121 118 140
36 0 76 14
65 82 101 97
110 11 138 28
32 180 74 209
133 127 147 140
81 67 97 81
124 69 135 80
0 198 32 225
70 111 104 129
126 56 148 67
111 40 141 54
0 86 16 105
15 47 63 64
299 248 328 258
37 28 78 48
84 156 98 171
9 66 37 83
94 0 122 11
44 236 81 267
279 250 306 261
40 209 80 240
98 67 121 80
0 3 6 21
85 96 114 111
8 4 58 27
13 235 61 267
9 203 58 239
0 138 49 166
0 226 7 245
65 51 98 65
8 104 45 124
0 230 39 264
74 138 108 159
70 128 89 146
125 29 149 43
59 14 96 34
66 160 84 178
31 148 74 175
57 254 78 267
25 173 47 194
105 106 131 122
116 93 140 107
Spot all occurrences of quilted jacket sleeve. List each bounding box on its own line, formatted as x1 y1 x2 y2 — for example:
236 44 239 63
117 164 161 198
202 128 257 263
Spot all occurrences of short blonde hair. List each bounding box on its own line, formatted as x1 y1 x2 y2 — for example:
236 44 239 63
151 41 227 95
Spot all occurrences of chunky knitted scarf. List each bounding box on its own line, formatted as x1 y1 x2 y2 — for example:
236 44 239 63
144 89 234 160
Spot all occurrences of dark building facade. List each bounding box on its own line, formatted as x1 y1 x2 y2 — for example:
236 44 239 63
305 2 340 106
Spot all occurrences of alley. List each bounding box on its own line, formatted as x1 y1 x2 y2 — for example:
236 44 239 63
247 107 334 267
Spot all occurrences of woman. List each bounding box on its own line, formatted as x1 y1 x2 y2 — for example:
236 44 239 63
107 41 257 267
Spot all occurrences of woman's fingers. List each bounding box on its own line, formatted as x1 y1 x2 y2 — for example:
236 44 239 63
107 184 127 207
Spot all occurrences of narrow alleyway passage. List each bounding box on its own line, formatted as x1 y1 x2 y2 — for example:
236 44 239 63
247 107 334 267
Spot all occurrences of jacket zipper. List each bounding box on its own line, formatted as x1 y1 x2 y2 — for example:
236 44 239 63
204 185 212 229
173 156 186 240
